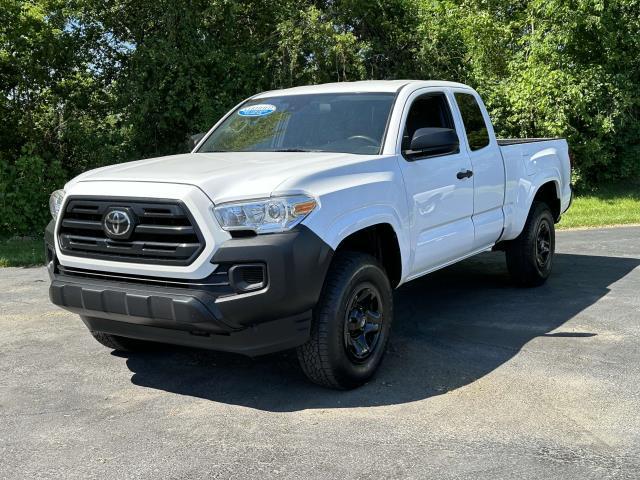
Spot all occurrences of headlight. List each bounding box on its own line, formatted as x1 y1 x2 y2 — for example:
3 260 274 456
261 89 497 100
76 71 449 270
49 189 65 221
213 195 318 234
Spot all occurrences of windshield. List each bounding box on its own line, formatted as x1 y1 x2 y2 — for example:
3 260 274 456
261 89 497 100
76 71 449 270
197 93 395 155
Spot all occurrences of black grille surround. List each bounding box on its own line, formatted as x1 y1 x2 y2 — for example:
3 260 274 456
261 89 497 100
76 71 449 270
57 196 206 266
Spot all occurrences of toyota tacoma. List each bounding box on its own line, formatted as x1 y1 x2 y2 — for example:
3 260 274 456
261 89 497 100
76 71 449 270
46 80 572 389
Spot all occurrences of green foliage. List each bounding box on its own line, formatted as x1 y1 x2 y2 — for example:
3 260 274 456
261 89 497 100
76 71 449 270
273 5 368 85
0 145 65 235
482 0 640 186
0 236 45 267
1 0 639 235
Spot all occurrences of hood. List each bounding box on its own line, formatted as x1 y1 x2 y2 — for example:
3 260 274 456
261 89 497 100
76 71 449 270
72 152 380 203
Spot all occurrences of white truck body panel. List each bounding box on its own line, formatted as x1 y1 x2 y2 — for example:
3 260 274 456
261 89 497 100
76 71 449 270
59 80 571 286
394 86 476 278
500 141 571 241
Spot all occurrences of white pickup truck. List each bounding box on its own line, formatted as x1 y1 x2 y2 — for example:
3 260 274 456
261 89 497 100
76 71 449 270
47 80 572 389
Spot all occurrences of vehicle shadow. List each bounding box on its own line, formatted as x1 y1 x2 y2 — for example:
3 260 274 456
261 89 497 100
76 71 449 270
121 252 639 411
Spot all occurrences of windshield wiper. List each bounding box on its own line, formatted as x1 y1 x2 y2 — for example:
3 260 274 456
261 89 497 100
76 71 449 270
272 148 322 152
203 148 323 153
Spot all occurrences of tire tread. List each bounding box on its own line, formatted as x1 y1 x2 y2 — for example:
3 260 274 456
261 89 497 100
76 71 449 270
297 252 388 389
505 201 554 287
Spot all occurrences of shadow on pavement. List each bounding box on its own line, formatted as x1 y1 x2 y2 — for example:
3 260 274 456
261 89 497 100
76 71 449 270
121 252 639 411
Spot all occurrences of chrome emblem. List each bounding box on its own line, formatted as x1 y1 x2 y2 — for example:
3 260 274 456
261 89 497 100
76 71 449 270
104 210 132 238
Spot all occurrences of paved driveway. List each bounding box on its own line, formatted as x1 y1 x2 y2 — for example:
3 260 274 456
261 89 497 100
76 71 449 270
2 227 639 479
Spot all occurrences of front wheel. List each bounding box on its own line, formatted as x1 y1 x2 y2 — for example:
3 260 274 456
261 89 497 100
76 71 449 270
296 252 393 389
505 201 555 287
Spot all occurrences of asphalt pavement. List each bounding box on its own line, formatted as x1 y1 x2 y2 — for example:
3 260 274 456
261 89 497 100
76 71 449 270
1 227 640 479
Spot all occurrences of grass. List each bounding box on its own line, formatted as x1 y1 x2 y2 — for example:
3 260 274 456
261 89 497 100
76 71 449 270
0 183 638 267
0 237 45 267
559 182 640 229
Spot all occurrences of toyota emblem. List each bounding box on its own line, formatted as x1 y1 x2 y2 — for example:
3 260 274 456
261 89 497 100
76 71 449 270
103 209 132 239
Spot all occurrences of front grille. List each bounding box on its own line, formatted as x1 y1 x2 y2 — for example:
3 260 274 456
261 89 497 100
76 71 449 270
57 197 205 266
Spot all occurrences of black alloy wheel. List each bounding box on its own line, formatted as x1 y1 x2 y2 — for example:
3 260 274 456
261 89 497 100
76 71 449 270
343 285 384 362
535 219 552 269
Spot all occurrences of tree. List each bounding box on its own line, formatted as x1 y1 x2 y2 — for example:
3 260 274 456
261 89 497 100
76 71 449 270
1 0 638 235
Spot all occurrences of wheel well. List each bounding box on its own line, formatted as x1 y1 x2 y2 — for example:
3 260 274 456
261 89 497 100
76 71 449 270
335 224 402 287
534 182 561 221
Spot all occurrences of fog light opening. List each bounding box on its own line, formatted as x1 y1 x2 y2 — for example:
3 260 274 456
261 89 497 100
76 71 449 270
228 264 267 293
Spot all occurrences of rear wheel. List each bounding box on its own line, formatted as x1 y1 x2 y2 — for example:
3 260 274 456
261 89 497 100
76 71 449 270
89 329 155 352
505 201 555 287
296 252 393 389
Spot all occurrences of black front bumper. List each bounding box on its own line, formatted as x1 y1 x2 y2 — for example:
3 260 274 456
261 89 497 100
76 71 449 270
47 222 333 356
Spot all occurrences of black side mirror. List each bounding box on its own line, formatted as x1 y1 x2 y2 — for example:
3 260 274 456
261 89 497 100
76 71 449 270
407 127 459 158
188 132 206 151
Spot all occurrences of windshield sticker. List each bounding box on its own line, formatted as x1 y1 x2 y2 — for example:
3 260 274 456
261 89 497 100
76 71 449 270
238 104 277 117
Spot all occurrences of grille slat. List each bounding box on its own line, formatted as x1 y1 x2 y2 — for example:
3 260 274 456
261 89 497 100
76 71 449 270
61 219 103 231
58 197 205 266
135 224 195 235
140 205 185 218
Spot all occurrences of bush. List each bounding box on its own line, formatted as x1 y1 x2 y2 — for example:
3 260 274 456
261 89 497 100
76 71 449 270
0 146 66 236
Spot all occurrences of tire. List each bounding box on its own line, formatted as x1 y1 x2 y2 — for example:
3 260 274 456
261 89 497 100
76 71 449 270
505 201 555 287
89 329 155 352
296 251 393 389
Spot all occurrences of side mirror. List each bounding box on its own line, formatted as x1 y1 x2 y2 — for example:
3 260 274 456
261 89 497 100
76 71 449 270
407 127 459 158
188 132 206 151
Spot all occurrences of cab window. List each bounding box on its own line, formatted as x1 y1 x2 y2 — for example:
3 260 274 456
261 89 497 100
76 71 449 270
454 93 490 151
402 93 454 152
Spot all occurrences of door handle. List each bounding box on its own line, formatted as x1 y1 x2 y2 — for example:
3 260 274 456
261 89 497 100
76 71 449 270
456 169 473 180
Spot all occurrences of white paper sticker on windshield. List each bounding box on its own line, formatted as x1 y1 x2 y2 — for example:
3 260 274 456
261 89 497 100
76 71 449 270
238 104 277 117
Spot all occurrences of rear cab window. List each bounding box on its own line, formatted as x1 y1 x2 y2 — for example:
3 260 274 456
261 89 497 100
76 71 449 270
454 93 490 151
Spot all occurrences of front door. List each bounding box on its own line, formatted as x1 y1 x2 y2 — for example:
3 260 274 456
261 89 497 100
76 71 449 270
397 89 475 279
